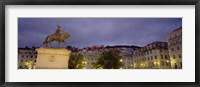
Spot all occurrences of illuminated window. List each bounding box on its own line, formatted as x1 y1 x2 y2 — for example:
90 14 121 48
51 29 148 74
166 62 169 66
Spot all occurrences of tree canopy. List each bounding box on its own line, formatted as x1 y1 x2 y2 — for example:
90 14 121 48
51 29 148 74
68 53 86 69
96 49 123 69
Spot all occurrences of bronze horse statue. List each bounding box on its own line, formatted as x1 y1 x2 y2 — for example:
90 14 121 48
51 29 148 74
43 32 71 47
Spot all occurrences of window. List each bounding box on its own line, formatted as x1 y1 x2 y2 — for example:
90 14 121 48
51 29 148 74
174 63 177 69
171 48 174 51
31 55 33 58
149 63 151 66
155 56 157 59
35 60 37 62
177 46 180 50
151 56 153 60
162 61 165 66
173 55 176 59
26 56 28 58
178 54 182 58
174 34 177 38
22 55 24 58
166 62 169 66
35 56 37 58
148 57 150 60
161 55 163 59
21 60 23 62
180 62 182 68
165 55 168 59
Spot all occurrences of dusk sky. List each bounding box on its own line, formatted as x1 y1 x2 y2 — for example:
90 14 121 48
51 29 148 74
18 18 182 48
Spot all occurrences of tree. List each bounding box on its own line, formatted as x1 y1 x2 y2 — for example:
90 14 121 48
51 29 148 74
91 62 102 69
68 53 86 69
97 49 123 69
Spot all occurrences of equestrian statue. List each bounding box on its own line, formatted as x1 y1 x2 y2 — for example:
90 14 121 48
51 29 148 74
43 25 71 47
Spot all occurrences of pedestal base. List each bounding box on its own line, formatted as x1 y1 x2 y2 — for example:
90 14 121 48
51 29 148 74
35 47 71 69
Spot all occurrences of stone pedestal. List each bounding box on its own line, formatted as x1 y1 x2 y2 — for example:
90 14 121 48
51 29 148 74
35 48 71 69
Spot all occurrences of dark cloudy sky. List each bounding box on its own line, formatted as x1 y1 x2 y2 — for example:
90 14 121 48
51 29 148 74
18 18 182 48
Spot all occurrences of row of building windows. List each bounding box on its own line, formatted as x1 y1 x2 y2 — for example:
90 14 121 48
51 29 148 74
19 51 37 54
21 55 37 58
134 55 169 62
172 54 182 59
171 46 181 51
144 43 167 50
21 60 36 62
168 40 182 46
133 61 170 68
168 33 182 40
172 62 182 69
134 49 168 57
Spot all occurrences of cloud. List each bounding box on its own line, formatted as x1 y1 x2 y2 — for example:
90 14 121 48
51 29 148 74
18 18 182 48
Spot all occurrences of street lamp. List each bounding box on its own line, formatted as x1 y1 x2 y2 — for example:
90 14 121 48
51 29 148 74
119 59 123 62
167 60 169 63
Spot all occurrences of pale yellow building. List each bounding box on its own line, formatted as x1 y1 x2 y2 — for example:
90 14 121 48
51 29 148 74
78 49 102 69
167 27 182 69
18 47 38 69
132 41 171 69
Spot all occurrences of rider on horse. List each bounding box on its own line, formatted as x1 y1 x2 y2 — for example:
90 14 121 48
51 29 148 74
54 25 62 39
43 25 71 47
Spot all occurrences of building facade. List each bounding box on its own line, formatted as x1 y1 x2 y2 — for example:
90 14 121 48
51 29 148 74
78 49 102 69
132 41 171 69
167 27 182 69
18 47 38 69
